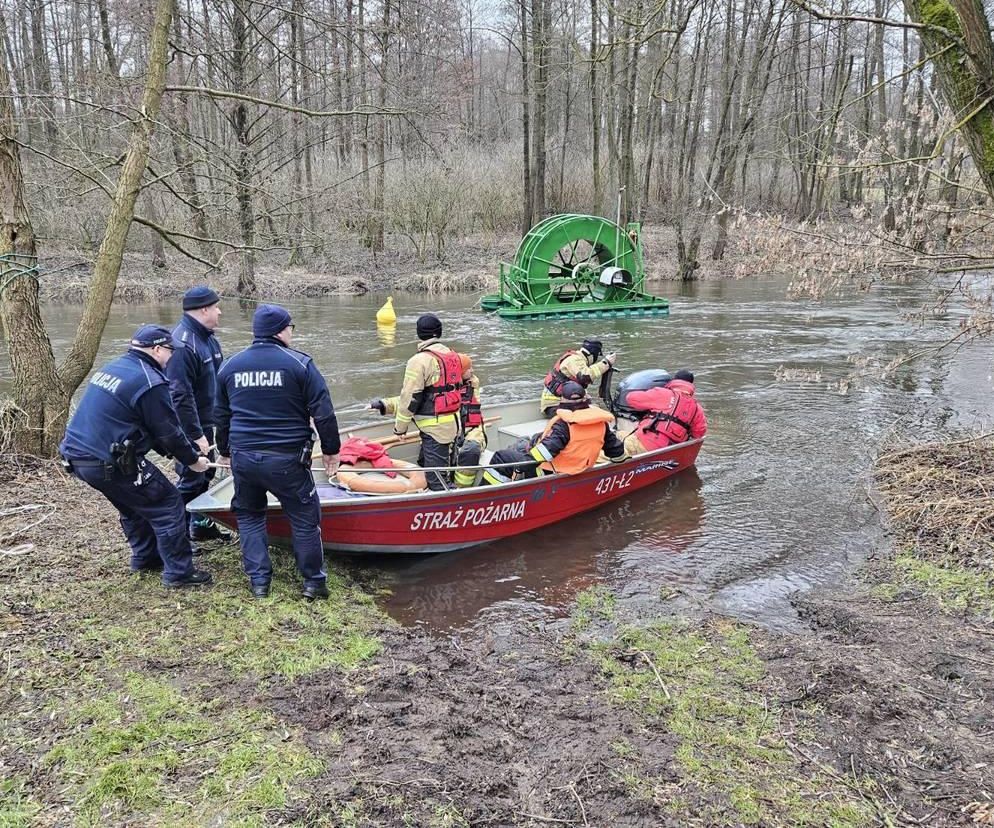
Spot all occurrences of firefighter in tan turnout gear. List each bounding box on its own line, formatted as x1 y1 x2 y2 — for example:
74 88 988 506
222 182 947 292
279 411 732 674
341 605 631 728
541 338 617 417
372 350 484 490
385 313 463 490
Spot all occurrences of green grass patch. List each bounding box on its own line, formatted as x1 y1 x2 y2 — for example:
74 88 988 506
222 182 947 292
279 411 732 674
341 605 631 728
79 550 383 680
0 776 43 828
571 585 616 633
589 619 883 826
891 551 994 617
44 672 322 826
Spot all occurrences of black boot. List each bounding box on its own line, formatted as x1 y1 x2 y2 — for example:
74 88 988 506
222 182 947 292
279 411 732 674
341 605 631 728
189 521 233 543
163 569 213 588
301 581 329 601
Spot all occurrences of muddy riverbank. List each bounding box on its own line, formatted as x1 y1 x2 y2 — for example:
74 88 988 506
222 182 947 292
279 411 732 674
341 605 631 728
2 450 992 826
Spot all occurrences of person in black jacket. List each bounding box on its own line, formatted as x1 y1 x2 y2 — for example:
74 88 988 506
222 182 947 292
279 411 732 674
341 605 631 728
59 325 212 587
167 285 229 542
216 304 341 600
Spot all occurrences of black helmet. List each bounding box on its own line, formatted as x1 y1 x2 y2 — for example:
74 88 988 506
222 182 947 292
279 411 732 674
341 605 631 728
416 313 442 340
673 369 694 383
560 381 586 401
581 339 603 361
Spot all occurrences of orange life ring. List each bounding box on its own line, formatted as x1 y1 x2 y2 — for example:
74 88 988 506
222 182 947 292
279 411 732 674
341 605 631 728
335 459 428 495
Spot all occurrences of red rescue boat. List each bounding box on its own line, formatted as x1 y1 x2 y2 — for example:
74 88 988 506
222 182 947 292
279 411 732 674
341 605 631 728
189 399 703 554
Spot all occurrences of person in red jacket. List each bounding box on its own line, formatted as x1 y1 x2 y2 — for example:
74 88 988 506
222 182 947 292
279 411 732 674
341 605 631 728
623 369 707 456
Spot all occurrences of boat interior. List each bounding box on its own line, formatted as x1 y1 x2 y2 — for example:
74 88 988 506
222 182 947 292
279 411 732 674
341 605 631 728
191 399 640 510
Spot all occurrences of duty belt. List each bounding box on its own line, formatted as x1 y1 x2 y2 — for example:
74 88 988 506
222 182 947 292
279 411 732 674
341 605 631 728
60 455 115 480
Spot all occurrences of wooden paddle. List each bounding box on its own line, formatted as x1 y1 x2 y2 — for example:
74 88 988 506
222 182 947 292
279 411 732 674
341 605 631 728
337 415 503 450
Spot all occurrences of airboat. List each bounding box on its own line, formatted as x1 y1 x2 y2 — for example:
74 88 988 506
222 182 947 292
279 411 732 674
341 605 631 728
480 214 670 320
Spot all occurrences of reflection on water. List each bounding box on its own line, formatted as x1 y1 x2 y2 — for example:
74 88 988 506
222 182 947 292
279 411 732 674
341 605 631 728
373 471 704 630
4 278 992 631
375 322 397 347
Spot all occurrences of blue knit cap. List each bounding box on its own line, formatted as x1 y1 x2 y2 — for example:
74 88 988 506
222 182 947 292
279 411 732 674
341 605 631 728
130 324 174 348
253 304 292 338
182 285 220 310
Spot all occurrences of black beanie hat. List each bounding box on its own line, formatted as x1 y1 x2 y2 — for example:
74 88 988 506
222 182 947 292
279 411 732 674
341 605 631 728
182 285 220 310
253 303 292 338
416 313 442 340
581 339 603 359
674 369 695 383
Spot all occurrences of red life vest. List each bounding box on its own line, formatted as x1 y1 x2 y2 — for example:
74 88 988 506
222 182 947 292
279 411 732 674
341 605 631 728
461 384 483 428
338 436 397 477
415 348 465 417
628 387 697 450
544 350 577 395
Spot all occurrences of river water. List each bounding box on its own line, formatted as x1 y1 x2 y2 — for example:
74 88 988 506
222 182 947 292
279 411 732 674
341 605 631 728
5 278 992 632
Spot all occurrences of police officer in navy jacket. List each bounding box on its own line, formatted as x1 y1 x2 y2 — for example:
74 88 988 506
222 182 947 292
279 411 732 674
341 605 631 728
216 304 341 600
167 285 229 543
59 325 212 587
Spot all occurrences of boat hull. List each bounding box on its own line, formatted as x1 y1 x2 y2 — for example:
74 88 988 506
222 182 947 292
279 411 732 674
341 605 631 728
202 440 702 554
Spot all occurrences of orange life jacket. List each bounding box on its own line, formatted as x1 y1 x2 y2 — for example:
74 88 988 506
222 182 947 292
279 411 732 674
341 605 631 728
543 350 578 395
414 348 465 416
539 406 615 474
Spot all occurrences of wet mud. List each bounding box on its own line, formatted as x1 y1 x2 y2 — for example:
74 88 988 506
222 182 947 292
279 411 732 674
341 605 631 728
269 627 682 827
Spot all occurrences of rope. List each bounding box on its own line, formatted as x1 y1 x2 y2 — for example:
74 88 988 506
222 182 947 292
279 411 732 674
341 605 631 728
0 253 40 294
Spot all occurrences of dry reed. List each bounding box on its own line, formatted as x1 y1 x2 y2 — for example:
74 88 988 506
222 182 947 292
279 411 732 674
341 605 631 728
874 435 994 569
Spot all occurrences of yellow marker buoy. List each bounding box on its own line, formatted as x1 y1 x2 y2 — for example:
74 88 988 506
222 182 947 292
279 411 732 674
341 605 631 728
376 296 396 325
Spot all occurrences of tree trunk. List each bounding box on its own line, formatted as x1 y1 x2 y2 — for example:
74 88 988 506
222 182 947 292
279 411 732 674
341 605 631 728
530 0 547 220
230 0 255 295
146 194 167 268
903 0 994 201
96 0 118 77
590 0 601 216
29 0 56 144
1 0 174 455
371 0 389 252
519 0 532 235
0 53 65 455
59 0 175 392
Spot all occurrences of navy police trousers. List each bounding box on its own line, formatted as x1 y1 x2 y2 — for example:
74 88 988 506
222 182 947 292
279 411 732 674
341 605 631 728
71 456 196 582
230 449 326 588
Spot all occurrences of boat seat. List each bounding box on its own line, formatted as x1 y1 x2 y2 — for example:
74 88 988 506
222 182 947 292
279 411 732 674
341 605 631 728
496 418 548 441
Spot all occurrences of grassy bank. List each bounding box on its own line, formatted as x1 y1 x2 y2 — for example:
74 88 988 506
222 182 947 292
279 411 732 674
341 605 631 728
0 457 383 826
4 442 993 826
568 587 886 826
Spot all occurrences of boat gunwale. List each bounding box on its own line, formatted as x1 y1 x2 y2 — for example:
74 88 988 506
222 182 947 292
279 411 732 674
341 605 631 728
190 432 704 515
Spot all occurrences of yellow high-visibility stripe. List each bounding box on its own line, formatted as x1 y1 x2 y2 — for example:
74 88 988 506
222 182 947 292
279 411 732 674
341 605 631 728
412 413 457 427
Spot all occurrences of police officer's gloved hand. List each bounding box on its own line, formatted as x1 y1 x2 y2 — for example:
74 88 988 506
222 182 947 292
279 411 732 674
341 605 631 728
393 428 406 437
370 399 386 416
604 352 618 367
